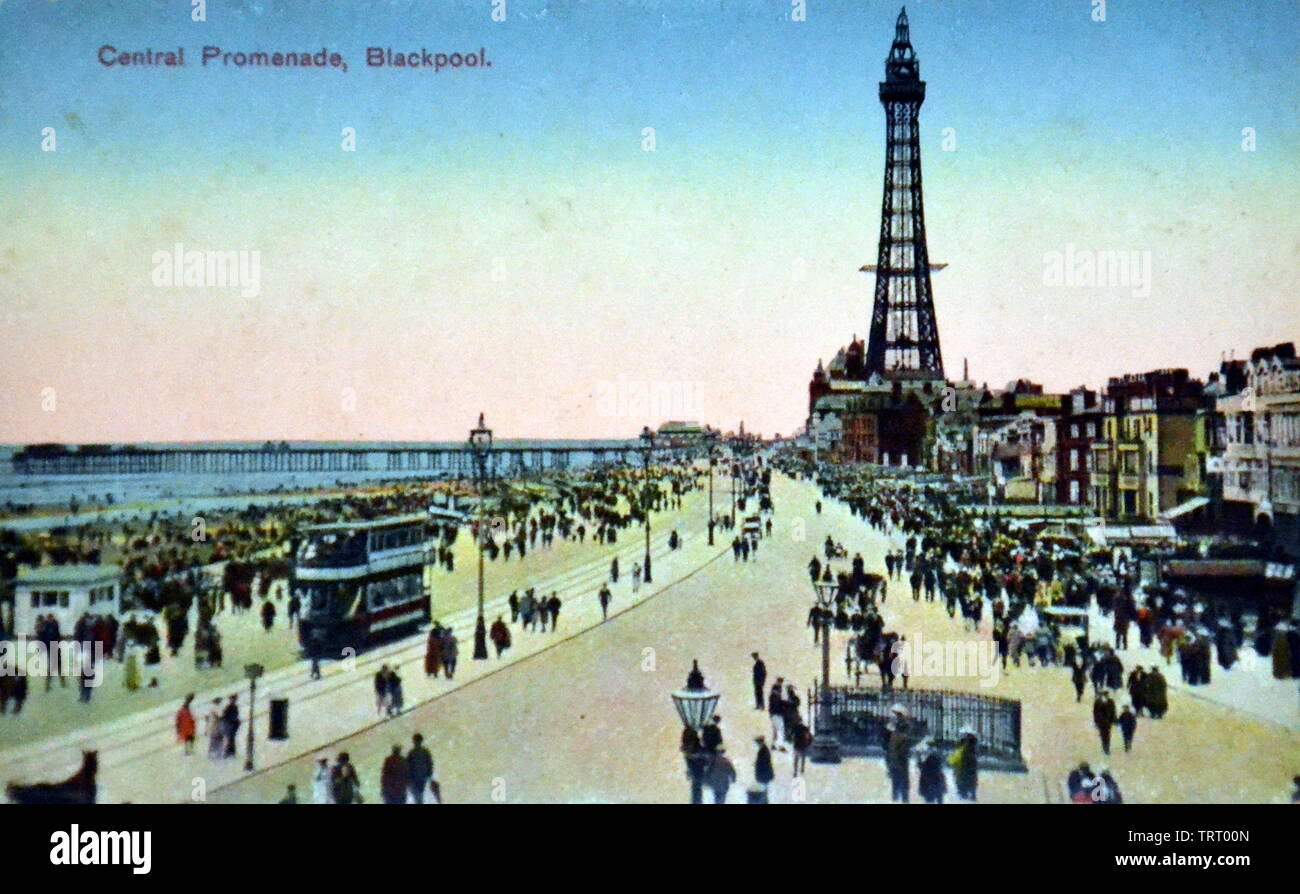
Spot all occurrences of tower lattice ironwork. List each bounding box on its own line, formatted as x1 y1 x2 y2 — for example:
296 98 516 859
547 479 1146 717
865 7 944 378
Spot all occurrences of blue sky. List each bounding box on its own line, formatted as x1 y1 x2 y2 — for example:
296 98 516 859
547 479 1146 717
0 0 1296 441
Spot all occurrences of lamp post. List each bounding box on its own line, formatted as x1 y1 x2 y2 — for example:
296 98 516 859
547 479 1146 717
809 580 841 763
670 664 719 805
728 437 739 529
468 412 493 661
706 441 717 546
639 426 655 584
243 663 264 772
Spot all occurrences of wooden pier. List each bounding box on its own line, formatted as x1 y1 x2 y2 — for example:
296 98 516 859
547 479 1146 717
10 441 696 477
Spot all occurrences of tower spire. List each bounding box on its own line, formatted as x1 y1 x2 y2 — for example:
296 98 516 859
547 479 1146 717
889 7 914 67
866 7 944 379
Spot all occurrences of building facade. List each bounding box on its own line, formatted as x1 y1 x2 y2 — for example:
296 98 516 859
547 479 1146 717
1217 343 1300 555
1091 369 1206 520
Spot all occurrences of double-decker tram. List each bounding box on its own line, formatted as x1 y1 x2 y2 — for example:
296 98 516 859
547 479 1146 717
295 514 432 654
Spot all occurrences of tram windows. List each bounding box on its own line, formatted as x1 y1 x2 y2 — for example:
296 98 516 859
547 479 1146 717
303 582 336 613
367 574 420 609
370 526 421 553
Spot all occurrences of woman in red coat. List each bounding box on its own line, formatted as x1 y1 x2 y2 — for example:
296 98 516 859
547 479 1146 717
175 694 197 754
424 626 444 677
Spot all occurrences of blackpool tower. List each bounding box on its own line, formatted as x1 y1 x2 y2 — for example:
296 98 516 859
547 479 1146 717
864 7 945 379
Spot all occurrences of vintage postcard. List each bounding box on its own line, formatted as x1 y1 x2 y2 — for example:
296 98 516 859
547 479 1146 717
0 0 1296 866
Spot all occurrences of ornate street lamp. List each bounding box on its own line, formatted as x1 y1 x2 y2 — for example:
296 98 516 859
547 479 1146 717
639 426 655 584
468 412 493 661
810 580 842 763
670 665 720 731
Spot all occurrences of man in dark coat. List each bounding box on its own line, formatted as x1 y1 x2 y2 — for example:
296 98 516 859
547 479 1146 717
705 748 737 804
1126 667 1146 715
917 741 946 804
700 715 723 753
753 737 774 795
380 745 409 805
768 679 786 745
1093 691 1117 755
886 707 911 803
1104 650 1124 691
221 696 240 758
406 733 434 804
751 652 767 710
489 615 511 657
682 729 708 804
1143 667 1168 718
1117 704 1137 752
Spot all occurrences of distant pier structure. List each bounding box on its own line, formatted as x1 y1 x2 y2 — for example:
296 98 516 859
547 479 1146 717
11 440 693 478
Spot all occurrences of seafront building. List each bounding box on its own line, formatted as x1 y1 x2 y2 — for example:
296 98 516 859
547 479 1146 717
1217 343 1300 555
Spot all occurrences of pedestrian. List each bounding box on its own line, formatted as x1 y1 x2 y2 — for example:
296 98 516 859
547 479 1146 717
751 652 767 710
598 584 611 620
753 736 775 797
288 592 300 628
175 693 196 755
308 628 323 680
768 679 786 746
1118 704 1137 752
222 695 240 758
489 615 511 657
1143 666 1168 718
1127 667 1146 716
278 785 298 804
701 714 723 753
124 646 141 692
632 562 641 594
610 557 619 584
917 740 946 804
260 599 276 632
547 593 561 631
949 730 979 801
705 748 737 804
1093 690 1116 755
380 745 409 805
424 628 444 678
375 664 391 715
886 705 911 803
791 719 812 777
683 728 708 805
407 734 434 804
387 669 404 716
443 632 458 679
205 698 224 758
312 757 333 804
331 752 362 804
1071 661 1087 703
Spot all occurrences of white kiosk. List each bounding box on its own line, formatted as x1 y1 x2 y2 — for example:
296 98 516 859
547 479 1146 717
13 564 121 636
